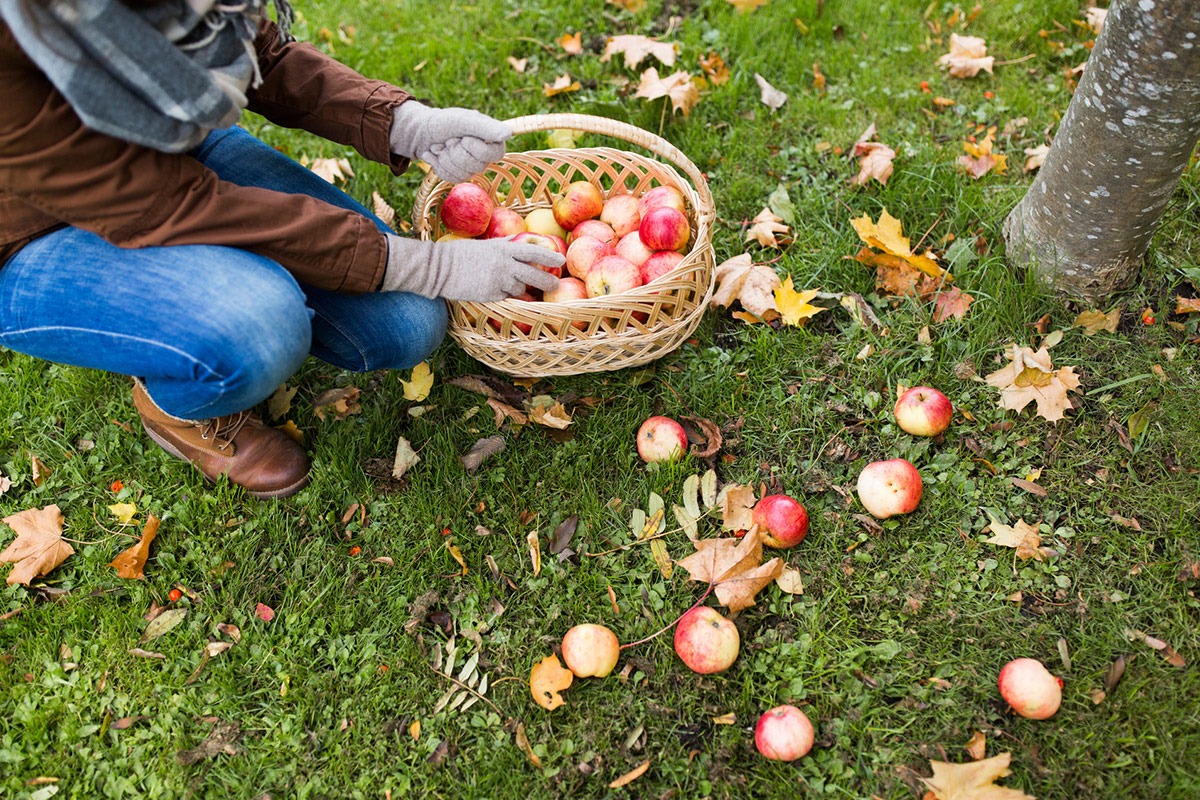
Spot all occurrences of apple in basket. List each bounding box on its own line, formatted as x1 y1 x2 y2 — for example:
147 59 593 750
553 181 605 231
565 235 616 280
483 207 527 239
638 185 686 216
600 193 642 238
568 219 616 246
543 277 589 331
640 250 683 284
585 255 642 298
523 207 568 240
615 231 655 268
486 290 536 335
440 182 494 237
511 232 566 281
639 207 690 252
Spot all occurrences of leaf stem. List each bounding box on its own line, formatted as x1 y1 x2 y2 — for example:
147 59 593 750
619 582 714 651
424 661 506 717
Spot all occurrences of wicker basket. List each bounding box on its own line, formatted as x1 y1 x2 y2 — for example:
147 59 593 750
412 113 716 377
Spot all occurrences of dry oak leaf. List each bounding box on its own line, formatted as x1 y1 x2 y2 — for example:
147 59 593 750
675 529 784 612
932 287 975 322
635 68 700 116
983 515 1052 561
774 277 828 327
1175 296 1200 315
754 73 788 110
937 33 995 78
984 344 1080 423
711 254 782 320
543 74 582 98
401 361 434 402
746 207 790 248
1023 144 1050 173
109 514 161 580
530 653 573 710
923 752 1036 800
601 35 677 69
852 141 896 186
851 208 948 280
1 505 74 586
960 128 1007 178
699 51 730 85
1072 308 1121 335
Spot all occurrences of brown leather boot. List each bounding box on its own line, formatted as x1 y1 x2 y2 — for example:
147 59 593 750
132 381 311 499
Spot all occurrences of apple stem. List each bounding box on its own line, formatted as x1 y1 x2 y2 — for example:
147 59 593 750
619 582 714 651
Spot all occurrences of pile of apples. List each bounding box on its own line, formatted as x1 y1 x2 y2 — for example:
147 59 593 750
438 180 693 305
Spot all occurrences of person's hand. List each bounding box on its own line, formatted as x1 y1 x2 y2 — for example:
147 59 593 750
382 235 563 302
390 101 511 182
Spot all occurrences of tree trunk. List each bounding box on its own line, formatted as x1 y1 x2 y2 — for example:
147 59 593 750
1003 0 1200 303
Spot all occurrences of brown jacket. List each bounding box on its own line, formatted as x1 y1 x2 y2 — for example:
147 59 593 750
0 20 412 293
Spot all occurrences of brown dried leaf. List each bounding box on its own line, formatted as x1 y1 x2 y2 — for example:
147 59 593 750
267 383 297 421
176 721 242 765
984 344 1081 422
754 73 788 110
745 207 790 248
601 35 677 69
109 514 160 580
937 33 995 78
964 731 987 761
717 483 757 532
516 722 543 768
851 141 896 186
608 760 651 789
983 516 1049 561
699 51 730 85
635 68 700 116
923 753 1036 799
312 386 361 421
1175 296 1200 315
710 254 782 319
392 436 421 480
675 530 784 612
460 436 505 473
487 398 528 428
309 157 354 184
0 505 74 586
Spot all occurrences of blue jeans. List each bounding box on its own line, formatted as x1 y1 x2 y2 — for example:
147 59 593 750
0 126 447 419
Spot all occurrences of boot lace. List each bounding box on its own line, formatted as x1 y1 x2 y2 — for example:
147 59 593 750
198 411 253 451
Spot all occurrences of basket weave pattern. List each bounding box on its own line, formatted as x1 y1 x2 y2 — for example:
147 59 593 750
412 114 716 377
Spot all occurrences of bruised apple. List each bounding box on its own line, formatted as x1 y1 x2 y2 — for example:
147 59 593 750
998 658 1063 720
755 705 814 761
561 623 620 678
856 458 922 519
440 182 494 237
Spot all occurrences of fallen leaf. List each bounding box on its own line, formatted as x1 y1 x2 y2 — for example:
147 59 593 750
515 723 543 768
984 344 1081 423
401 361 434 402
446 541 468 576
309 158 354 184
923 753 1035 799
128 647 167 659
488 398 528 428
549 515 578 555
1175 296 1200 315
0 473 10 495
727 0 768 11
774 278 828 327
255 602 275 622
107 502 137 524
267 384 297 420
530 654 573 710
964 731 987 761
1023 144 1050 173
937 33 995 78
460 436 505 473
109 515 160 580
507 56 527 73
745 207 791 248
754 73 788 110
608 760 651 789
371 192 396 229
177 720 242 766
526 396 572 429
851 137 896 186
932 287 975 322
851 208 947 279
699 51 730 85
139 607 187 644
717 483 757 532
392 436 420 480
527 529 542 576
983 515 1050 561
676 530 785 612
606 0 646 11
710 254 782 320
558 31 582 55
776 565 804 594
959 127 1007 178
543 74 582 98
601 35 677 69
1085 7 1108 33
635 68 700 116
0 505 74 586
812 61 827 94
312 386 361 421
30 454 49 487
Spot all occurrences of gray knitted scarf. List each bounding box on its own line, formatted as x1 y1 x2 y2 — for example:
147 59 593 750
0 0 294 152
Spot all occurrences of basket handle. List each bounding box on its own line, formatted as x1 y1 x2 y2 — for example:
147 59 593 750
502 113 713 211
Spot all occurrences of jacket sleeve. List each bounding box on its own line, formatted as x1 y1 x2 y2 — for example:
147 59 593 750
0 23 388 294
248 20 413 176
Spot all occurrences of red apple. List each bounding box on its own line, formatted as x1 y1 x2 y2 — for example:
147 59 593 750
484 207 527 239
752 494 809 549
561 623 620 678
893 385 954 437
565 235 616 280
856 458 922 519
440 182 494 237
544 277 588 330
755 705 814 761
614 231 655 267
524 207 568 240
999 658 1063 720
585 254 642 298
600 193 642 237
568 219 617 246
673 606 739 674
487 291 536 335
638 185 687 217
640 250 684 284
639 207 690 252
552 181 604 231
636 415 687 463
511 230 567 260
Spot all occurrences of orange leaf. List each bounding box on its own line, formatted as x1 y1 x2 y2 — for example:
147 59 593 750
1176 296 1200 315
558 32 582 55
0 505 74 586
852 141 896 186
601 35 677 69
543 74 582 98
109 514 161 580
634 68 701 116
675 529 785 612
727 0 768 12
699 51 730 85
530 654 573 710
608 760 651 788
932 287 975 322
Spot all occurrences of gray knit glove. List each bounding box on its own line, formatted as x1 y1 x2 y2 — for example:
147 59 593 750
382 235 563 301
390 101 511 182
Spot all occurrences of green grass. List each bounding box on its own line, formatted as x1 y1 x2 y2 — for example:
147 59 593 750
3 1 1200 797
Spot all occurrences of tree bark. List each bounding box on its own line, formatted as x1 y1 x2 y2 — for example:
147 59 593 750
1003 0 1200 303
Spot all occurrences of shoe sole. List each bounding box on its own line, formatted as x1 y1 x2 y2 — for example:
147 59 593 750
142 424 310 500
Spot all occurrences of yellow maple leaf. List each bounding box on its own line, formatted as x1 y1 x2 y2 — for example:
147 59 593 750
984 344 1081 423
774 277 828 327
401 361 434 402
850 208 948 279
601 35 677 69
0 505 74 586
529 654 573 711
923 752 1037 800
635 68 701 116
710 254 782 321
983 515 1051 561
745 208 790 247
727 0 769 12
543 74 582 98
960 128 1007 178
937 33 995 78
557 31 582 55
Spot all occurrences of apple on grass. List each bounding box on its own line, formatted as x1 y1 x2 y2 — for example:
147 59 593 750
568 219 617 246
755 705 814 761
639 206 691 252
565 235 615 280
638 185 687 217
674 606 739 674
553 181 604 231
440 182 494 237
636 415 687 463
585 255 642 298
640 250 684 284
561 624 620 678
524 207 569 240
752 494 809 549
615 231 655 268
484 207 527 239
856 458 922 519
600 193 642 237
894 385 953 437
999 658 1063 720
